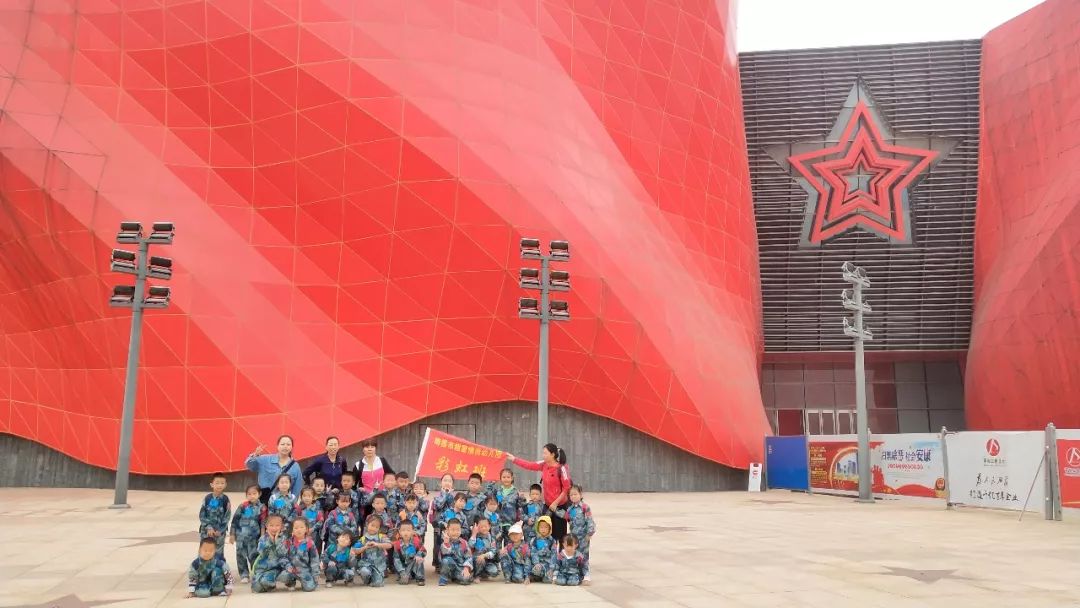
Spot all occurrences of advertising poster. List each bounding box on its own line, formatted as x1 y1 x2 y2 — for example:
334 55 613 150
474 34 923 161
414 428 507 480
1056 437 1080 509
764 435 810 491
875 433 945 498
808 434 945 499
945 431 1045 512
808 436 860 495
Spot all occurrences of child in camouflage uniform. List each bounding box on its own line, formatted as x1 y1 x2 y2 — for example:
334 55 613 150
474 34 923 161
322 531 356 587
499 522 531 584
251 514 289 593
529 516 557 583
323 493 359 548
495 469 524 545
438 518 473 586
393 519 426 585
556 485 596 579
522 484 544 544
198 473 231 556
229 484 265 583
469 516 500 580
280 518 319 592
187 537 233 597
266 474 297 528
552 534 588 586
293 486 326 552
353 515 393 587
430 474 456 568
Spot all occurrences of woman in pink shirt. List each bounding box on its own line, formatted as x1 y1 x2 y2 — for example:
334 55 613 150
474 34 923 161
351 438 395 499
507 442 572 544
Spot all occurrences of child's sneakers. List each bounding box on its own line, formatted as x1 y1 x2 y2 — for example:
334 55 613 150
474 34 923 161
417 579 425 586
239 576 249 584
325 582 333 588
438 576 448 586
583 574 592 585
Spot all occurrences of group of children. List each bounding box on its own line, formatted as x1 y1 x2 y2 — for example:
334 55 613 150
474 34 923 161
187 467 596 597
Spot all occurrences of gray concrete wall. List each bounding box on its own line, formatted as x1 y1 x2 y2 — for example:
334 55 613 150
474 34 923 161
0 402 744 492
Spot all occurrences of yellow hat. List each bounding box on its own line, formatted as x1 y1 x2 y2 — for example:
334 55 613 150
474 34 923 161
535 515 553 535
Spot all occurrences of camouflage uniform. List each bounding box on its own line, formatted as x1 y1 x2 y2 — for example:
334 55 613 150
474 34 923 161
430 490 455 567
322 507 359 548
187 555 233 597
279 537 319 592
266 491 296 528
529 535 557 582
250 532 289 593
293 502 326 552
438 537 474 585
198 493 231 556
230 499 265 579
553 550 588 586
521 500 544 543
393 535 427 584
321 543 356 585
469 532 500 579
495 485 524 543
499 541 530 583
556 501 597 561
354 531 391 587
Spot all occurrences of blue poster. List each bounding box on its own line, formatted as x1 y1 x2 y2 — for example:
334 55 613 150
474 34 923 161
765 436 810 491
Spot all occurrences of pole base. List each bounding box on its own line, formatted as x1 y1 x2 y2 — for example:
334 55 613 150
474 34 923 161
856 497 874 504
108 503 132 510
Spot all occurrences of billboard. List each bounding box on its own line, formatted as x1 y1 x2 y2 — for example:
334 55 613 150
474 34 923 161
808 434 944 499
945 431 1045 512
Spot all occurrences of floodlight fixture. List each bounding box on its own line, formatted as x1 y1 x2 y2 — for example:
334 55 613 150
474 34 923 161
519 267 541 290
520 238 542 260
549 300 570 321
147 256 173 280
111 249 138 275
147 222 175 244
518 297 541 319
549 240 570 262
117 222 143 244
143 285 171 309
548 270 570 292
110 285 136 307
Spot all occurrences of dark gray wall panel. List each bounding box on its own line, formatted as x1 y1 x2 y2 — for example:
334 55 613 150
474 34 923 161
0 402 742 492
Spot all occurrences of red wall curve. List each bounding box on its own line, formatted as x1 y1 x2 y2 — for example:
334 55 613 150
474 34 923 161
967 0 1080 429
0 0 766 474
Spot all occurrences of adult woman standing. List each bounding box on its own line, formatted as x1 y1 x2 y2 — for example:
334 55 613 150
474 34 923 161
303 435 348 489
507 443 572 543
352 438 394 494
245 435 303 504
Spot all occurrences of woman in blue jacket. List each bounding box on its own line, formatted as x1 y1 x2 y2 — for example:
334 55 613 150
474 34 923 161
245 435 303 504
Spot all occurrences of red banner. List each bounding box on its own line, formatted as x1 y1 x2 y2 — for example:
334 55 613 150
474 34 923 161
1057 439 1080 508
415 428 507 481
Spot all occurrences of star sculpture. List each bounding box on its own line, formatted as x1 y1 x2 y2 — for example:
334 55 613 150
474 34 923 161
766 80 955 246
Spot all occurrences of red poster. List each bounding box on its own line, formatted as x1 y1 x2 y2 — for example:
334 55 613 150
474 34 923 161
415 428 508 481
809 440 860 493
1056 439 1080 508
808 438 896 495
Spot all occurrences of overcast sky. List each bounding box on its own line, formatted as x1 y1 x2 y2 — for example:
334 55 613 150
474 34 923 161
737 0 1045 52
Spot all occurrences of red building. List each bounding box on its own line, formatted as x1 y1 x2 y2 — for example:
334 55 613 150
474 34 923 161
0 0 1076 489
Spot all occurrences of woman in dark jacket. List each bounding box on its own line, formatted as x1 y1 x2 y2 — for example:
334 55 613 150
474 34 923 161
303 435 348 489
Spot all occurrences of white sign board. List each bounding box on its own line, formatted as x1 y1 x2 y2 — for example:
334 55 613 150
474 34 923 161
946 431 1045 512
748 462 763 492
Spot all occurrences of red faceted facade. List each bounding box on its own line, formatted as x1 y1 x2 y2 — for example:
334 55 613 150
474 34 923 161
967 0 1080 430
0 1 766 474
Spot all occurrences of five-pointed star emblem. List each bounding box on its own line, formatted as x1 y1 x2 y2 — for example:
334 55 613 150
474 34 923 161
766 80 954 246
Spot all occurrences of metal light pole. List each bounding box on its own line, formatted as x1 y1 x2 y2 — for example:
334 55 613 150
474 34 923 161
109 222 175 508
518 239 570 460
841 262 873 504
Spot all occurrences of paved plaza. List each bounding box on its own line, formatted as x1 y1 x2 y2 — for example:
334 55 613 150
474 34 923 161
0 488 1077 607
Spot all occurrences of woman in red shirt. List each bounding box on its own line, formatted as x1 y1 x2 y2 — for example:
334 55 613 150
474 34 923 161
507 443 572 544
